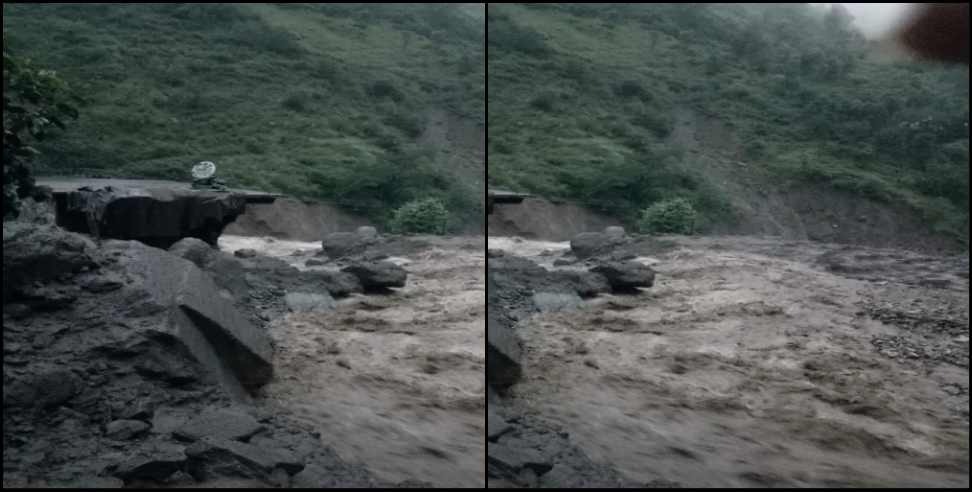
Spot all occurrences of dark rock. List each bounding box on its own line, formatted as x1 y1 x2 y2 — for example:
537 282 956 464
342 261 407 290
285 292 336 313
604 226 627 239
487 311 522 389
5 302 32 319
52 185 251 249
105 419 151 440
532 291 583 312
153 407 193 436
173 407 264 443
4 368 81 409
488 409 514 442
570 231 629 259
321 228 380 259
554 270 611 298
105 240 273 398
356 226 378 240
269 467 291 487
170 238 248 299
134 348 200 386
186 436 304 480
300 270 362 297
3 223 98 301
234 248 259 259
487 441 553 478
392 479 438 487
305 258 326 266
169 238 217 267
17 284 78 310
113 442 187 481
590 261 655 291
79 272 125 293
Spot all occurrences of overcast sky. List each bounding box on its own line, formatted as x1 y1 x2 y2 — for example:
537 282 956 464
813 3 916 38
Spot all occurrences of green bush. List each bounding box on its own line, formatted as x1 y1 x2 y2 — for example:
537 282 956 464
637 198 698 234
388 197 450 235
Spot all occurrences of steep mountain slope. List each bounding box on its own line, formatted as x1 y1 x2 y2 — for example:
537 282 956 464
2 3 485 231
487 3 968 250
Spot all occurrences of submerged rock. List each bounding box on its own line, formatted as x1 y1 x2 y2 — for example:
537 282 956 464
285 292 336 313
342 261 407 290
590 261 655 291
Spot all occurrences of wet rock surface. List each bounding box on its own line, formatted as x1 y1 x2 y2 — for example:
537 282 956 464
49 185 259 249
2 222 382 487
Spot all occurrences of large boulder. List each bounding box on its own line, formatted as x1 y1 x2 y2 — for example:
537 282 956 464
284 292 336 313
168 237 216 267
3 223 99 302
112 441 188 482
552 270 612 298
487 272 523 389
341 261 407 290
173 407 264 443
168 238 248 300
185 436 304 480
569 229 630 259
590 261 655 291
103 240 274 399
321 227 381 259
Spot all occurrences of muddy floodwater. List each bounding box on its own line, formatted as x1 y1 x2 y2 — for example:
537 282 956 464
488 235 969 488
219 235 486 488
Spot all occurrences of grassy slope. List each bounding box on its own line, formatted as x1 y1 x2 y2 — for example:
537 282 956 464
487 3 969 244
3 3 485 230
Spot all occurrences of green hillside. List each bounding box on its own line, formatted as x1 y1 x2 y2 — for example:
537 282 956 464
487 4 969 245
3 3 485 230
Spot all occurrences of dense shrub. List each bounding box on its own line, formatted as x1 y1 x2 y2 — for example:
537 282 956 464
638 198 698 234
388 197 450 235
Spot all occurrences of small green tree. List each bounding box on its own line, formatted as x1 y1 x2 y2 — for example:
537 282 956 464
389 197 450 235
637 197 698 234
3 36 81 219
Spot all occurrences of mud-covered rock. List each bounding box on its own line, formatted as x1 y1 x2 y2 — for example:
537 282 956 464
173 407 264 443
185 436 304 480
112 441 188 482
321 228 380 259
169 238 217 267
533 291 583 312
105 419 151 440
285 292 336 313
554 270 612 298
590 261 655 291
105 240 274 395
234 248 259 259
5 367 81 409
169 238 248 300
570 230 629 259
3 223 99 301
342 261 407 290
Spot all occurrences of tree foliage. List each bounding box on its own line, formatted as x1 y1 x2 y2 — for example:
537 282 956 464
3 35 81 218
388 197 450 235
